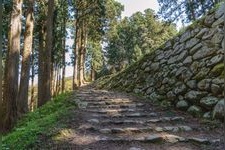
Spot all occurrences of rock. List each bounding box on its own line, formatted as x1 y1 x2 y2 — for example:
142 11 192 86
148 119 161 123
127 113 144 117
211 31 224 44
165 41 172 49
207 54 223 67
183 56 192 64
145 135 163 142
155 127 163 132
196 28 208 39
193 68 210 81
210 63 224 77
197 79 211 91
179 126 192 131
171 116 185 121
149 112 157 117
141 62 148 69
202 28 216 40
146 87 155 95
173 43 185 55
203 112 211 119
211 84 221 95
213 100 224 120
186 80 197 89
168 55 178 64
99 128 111 134
149 92 164 101
173 84 187 95
177 51 188 62
204 14 215 26
144 67 151 72
176 100 189 110
193 46 215 60
187 105 202 117
189 137 210 144
212 78 223 85
185 38 200 49
180 31 192 43
167 91 176 101
164 135 186 143
184 90 207 103
88 119 100 124
129 147 144 150
189 43 202 55
111 128 125 133
215 4 225 18
163 126 175 131
134 89 141 94
212 15 224 27
151 62 160 72
200 96 219 109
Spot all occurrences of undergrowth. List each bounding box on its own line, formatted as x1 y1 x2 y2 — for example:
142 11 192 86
2 92 76 150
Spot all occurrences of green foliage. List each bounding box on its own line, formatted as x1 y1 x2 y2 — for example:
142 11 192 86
105 9 177 71
157 0 220 23
2 92 76 150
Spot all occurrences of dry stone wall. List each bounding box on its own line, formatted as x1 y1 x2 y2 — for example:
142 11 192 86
99 4 225 120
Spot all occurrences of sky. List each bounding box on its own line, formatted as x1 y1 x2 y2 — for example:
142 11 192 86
116 0 159 17
64 0 161 78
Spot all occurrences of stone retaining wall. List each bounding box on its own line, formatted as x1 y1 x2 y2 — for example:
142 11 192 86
98 4 224 120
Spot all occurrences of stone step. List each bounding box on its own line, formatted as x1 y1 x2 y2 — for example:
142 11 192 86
87 100 134 105
86 108 143 114
88 103 144 109
97 125 193 134
82 99 132 103
91 112 152 118
87 116 185 124
96 134 220 144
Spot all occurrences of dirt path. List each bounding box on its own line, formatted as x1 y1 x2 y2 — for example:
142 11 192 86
41 85 223 150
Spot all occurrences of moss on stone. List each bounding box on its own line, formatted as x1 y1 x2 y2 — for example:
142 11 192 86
210 63 224 77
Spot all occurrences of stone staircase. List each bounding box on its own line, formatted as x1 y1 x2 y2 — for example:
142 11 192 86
71 87 223 150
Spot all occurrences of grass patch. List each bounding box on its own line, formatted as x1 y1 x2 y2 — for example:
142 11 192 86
2 92 76 150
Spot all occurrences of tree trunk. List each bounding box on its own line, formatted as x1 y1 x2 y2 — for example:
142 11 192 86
73 18 80 89
79 21 85 86
91 64 95 81
57 67 61 95
62 17 66 92
3 0 23 130
38 0 54 107
51 63 55 95
30 47 35 112
18 0 34 114
38 21 46 107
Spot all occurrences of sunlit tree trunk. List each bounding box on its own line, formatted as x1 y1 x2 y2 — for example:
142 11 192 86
79 21 85 86
3 0 23 130
18 0 34 114
62 18 66 92
30 47 35 112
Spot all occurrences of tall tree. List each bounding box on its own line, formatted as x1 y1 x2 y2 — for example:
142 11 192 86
38 0 54 107
157 0 221 23
17 0 35 114
3 0 23 130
